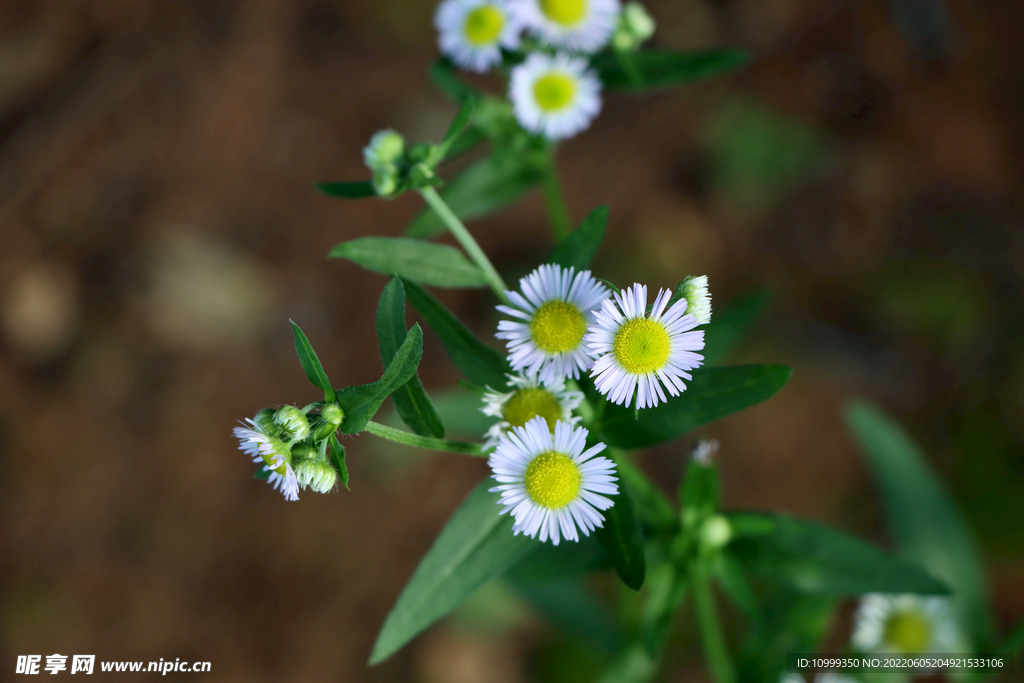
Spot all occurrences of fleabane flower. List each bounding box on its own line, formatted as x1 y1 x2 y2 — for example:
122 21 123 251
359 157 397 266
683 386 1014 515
586 283 705 409
509 53 601 140
233 418 300 501
489 417 617 545
677 275 712 325
852 594 962 655
481 374 584 449
511 0 620 53
496 264 609 384
435 0 521 73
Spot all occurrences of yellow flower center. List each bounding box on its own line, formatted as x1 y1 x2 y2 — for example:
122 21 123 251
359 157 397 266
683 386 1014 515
524 451 581 509
463 5 505 46
883 609 932 654
540 0 587 27
503 388 564 431
613 317 671 375
529 299 587 353
532 73 577 113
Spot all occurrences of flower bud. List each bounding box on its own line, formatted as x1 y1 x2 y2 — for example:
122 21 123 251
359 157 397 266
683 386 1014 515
613 2 656 51
274 405 310 441
253 408 278 434
312 403 345 441
290 443 316 464
295 459 339 494
372 167 401 197
700 514 732 549
679 275 712 325
363 130 405 169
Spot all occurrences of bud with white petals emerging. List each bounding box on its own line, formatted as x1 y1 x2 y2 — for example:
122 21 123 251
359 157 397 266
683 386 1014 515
274 405 310 441
612 2 656 51
295 459 339 494
678 275 712 325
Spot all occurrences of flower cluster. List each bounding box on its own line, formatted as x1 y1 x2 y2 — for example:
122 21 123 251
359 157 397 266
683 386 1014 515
434 0 655 140
479 264 711 543
234 403 344 501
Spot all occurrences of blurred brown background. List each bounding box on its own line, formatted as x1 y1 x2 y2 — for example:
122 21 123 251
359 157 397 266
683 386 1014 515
2 0 1022 681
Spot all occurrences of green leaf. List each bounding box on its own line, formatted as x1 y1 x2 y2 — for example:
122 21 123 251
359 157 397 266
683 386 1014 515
331 237 487 288
593 49 751 91
726 511 951 596
510 578 619 656
737 589 835 683
702 288 772 366
432 96 476 164
316 180 376 199
680 459 721 517
845 400 993 647
507 533 608 582
406 154 545 238
430 58 479 103
598 365 791 448
548 204 609 271
369 478 535 664
428 388 499 438
402 279 511 389
329 434 349 489
376 278 445 437
595 482 646 591
713 552 758 619
336 324 423 434
290 320 336 402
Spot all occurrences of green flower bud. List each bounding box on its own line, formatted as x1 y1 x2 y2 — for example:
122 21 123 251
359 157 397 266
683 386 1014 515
363 130 405 169
253 408 278 435
372 167 401 197
406 142 435 163
290 443 317 464
295 459 339 494
274 405 310 441
613 2 656 51
312 403 345 441
700 514 732 549
679 275 712 325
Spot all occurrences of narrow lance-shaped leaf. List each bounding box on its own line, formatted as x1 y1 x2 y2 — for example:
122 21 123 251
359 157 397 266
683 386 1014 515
595 463 647 591
593 49 751 91
547 204 609 271
402 279 511 389
845 400 993 648
369 478 535 664
431 95 476 164
726 511 951 596
290 320 336 402
316 180 376 199
406 154 545 238
376 278 445 438
335 324 424 434
429 58 479 103
329 434 349 489
510 578 620 656
331 237 487 288
598 365 791 448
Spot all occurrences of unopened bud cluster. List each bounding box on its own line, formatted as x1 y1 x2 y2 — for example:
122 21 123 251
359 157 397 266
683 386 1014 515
613 3 656 51
363 130 447 198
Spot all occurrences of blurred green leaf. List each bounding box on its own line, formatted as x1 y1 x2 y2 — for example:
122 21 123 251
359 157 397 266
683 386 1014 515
430 58 479 103
680 459 721 517
290 320 336 402
713 551 758 619
336 325 423 434
737 589 835 683
426 388 498 437
406 154 545 238
641 560 688 656
598 365 791 448
331 237 487 288
376 278 445 438
403 279 511 389
596 484 647 590
329 434 349 489
593 49 750 91
369 478 535 664
432 96 476 165
316 180 376 199
845 400 993 647
726 511 951 596
511 578 620 656
548 205 609 271
702 288 772 366
508 533 608 582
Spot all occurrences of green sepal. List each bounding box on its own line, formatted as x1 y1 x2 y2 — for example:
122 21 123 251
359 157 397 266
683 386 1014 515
376 278 445 437
331 237 487 288
547 204 609 271
593 49 751 91
369 478 535 664
726 511 951 596
402 279 511 389
335 324 423 434
290 320 336 403
316 180 377 199
597 365 791 448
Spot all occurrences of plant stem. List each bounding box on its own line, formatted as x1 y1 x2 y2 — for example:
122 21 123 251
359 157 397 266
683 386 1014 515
418 186 508 302
615 47 645 89
692 566 735 683
365 420 486 457
542 147 572 242
609 447 676 528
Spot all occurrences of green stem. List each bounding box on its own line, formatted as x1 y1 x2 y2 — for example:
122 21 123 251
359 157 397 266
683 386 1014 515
365 420 486 457
609 447 676 528
692 565 735 683
418 186 508 302
542 147 572 242
615 47 645 89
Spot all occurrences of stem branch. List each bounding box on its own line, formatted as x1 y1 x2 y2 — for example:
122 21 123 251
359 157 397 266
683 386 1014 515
692 566 735 683
365 421 486 457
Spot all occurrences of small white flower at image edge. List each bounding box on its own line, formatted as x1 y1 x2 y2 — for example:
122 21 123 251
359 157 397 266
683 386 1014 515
488 417 618 545
510 0 621 53
852 593 963 655
509 52 602 140
435 0 522 73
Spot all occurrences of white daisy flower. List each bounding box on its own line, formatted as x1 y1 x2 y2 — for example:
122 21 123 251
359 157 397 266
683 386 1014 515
852 594 962 655
510 0 620 53
436 0 521 73
489 417 618 545
233 419 300 502
586 283 705 409
496 264 610 384
678 275 712 325
509 52 602 140
481 374 584 449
